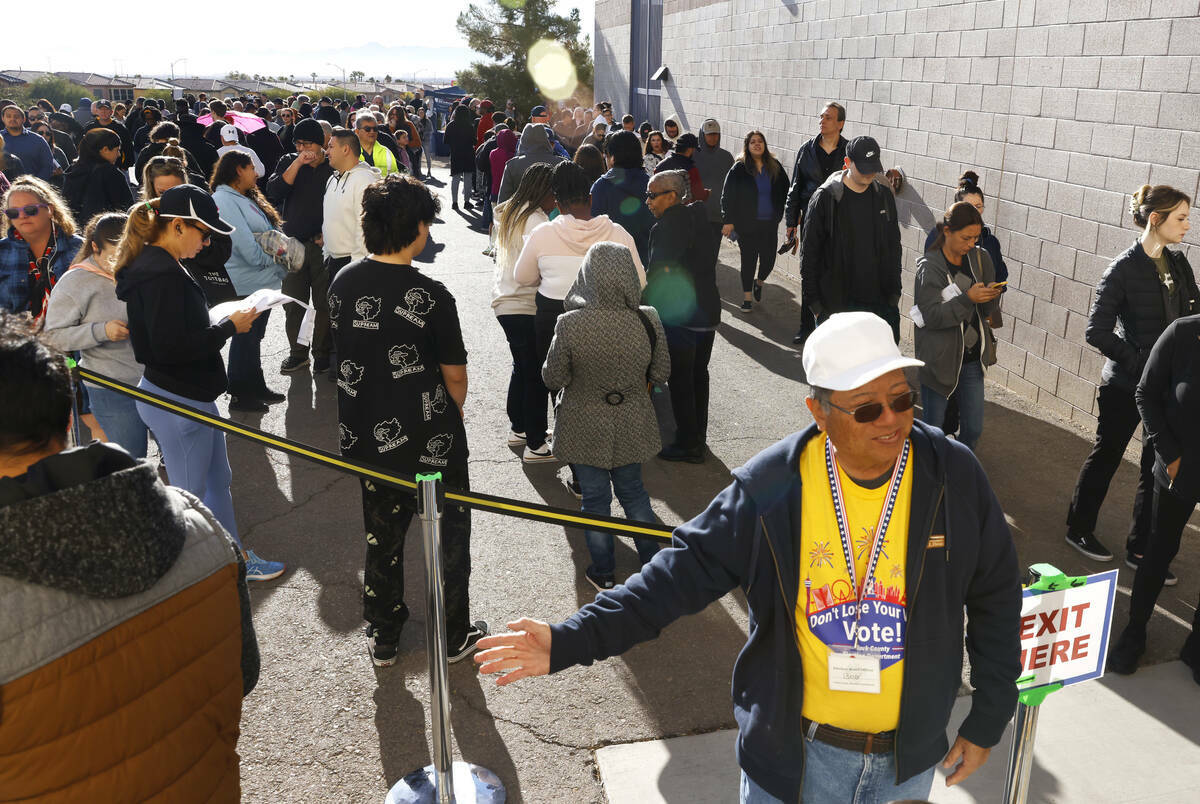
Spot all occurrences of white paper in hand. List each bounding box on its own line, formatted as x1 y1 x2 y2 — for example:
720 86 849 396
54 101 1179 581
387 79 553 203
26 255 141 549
209 288 308 324
940 282 963 302
297 305 317 347
909 304 925 328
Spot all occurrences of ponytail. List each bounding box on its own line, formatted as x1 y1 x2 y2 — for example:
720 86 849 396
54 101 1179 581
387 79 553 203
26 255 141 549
113 200 168 274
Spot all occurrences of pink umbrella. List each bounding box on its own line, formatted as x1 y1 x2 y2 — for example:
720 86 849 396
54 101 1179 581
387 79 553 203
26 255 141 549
197 110 266 134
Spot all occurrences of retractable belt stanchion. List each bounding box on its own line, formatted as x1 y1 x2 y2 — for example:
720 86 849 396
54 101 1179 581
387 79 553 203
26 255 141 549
386 473 505 804
67 357 83 447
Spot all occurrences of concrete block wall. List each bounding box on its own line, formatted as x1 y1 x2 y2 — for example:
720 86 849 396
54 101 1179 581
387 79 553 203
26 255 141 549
594 0 633 115
595 0 1200 428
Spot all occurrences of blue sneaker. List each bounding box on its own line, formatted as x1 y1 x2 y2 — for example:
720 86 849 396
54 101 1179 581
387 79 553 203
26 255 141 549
244 550 285 581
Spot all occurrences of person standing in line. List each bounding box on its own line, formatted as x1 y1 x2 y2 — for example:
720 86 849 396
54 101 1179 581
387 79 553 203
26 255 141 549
1110 276 1200 681
0 176 83 325
414 106 435 177
328 174 488 668
642 130 669 175
1066 185 1199 566
322 130 379 287
644 169 722 464
913 201 1002 452
30 123 68 186
661 116 681 147
0 312 259 801
475 312 1021 804
210 152 287 413
542 242 670 590
216 124 265 179
2 104 54 181
692 119 734 240
496 123 567 205
267 118 335 376
720 130 790 313
590 130 657 265
355 115 403 178
79 100 133 168
799 135 902 342
513 161 646 465
785 102 848 345
444 104 478 211
113 184 284 581
492 164 556 454
42 212 150 458
654 133 709 205
61 129 133 225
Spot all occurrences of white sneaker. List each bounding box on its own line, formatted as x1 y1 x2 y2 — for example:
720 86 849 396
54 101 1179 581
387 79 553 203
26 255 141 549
522 443 557 464
507 430 527 447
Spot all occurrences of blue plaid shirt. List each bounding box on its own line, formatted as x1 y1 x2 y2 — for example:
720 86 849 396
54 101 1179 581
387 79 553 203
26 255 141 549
0 229 83 314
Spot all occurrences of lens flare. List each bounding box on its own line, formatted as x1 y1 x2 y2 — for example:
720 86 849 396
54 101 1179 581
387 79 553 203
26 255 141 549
528 39 578 101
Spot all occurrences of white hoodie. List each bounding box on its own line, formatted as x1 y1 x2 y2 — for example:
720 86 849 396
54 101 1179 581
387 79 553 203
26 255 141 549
322 162 380 261
513 214 646 301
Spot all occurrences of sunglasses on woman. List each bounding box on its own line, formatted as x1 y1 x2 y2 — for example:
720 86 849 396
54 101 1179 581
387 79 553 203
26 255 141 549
825 389 918 423
4 203 49 220
645 190 671 201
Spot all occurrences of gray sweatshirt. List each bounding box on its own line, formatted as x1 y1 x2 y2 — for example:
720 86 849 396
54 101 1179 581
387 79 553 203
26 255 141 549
42 265 143 386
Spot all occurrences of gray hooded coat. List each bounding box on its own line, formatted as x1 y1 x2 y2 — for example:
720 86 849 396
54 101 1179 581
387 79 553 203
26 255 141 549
496 123 567 204
543 242 671 469
913 246 999 397
692 121 734 224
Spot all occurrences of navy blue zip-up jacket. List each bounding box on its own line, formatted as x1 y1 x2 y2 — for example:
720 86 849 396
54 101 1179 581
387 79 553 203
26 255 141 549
549 420 1020 802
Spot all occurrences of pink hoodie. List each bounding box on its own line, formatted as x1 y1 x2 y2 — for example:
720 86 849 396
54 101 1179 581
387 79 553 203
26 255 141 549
489 129 518 199
513 214 647 301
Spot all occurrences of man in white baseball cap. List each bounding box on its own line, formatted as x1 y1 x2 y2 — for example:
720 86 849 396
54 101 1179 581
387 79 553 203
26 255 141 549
473 311 1021 802
216 122 265 177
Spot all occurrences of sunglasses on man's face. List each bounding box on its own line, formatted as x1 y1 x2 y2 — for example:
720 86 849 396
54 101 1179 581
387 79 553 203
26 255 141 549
360 126 377 133
645 190 672 201
826 389 918 423
4 203 49 220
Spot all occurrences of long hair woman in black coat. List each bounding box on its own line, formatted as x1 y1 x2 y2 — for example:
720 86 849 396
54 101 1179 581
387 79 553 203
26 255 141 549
444 103 478 211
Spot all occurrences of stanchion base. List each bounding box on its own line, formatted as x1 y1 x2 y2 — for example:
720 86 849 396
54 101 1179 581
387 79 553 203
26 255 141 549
385 762 506 804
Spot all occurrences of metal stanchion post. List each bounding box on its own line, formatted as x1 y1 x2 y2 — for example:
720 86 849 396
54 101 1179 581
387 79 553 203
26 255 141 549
386 473 505 804
67 357 83 447
1002 700 1039 804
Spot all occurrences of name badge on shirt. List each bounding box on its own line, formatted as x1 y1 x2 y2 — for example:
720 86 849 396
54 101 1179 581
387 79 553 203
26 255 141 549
941 283 963 302
828 650 881 694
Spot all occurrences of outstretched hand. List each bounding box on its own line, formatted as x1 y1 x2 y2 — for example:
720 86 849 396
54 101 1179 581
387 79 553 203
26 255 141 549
474 618 552 686
942 735 990 786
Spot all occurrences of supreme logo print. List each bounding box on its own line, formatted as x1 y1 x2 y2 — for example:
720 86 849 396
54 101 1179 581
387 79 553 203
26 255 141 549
388 344 424 378
395 287 435 327
353 296 382 329
373 418 409 453
337 360 364 396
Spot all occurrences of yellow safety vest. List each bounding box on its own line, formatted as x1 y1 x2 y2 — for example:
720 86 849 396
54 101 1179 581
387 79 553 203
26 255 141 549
359 141 402 177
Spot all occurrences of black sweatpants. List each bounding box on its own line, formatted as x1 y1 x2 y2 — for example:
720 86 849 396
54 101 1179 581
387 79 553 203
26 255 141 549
283 239 331 360
1066 383 1155 554
736 221 779 293
665 326 716 449
498 313 549 450
360 471 472 645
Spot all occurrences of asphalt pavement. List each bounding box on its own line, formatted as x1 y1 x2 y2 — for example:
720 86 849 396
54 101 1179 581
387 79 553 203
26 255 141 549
223 160 1199 803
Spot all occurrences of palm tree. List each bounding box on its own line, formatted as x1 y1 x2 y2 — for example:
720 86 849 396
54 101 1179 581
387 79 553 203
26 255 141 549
349 70 365 84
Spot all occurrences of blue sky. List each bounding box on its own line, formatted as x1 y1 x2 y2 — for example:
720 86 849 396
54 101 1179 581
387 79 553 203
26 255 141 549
5 1 594 82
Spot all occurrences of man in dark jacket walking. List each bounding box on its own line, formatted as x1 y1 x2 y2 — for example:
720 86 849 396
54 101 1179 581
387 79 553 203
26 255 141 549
643 169 722 463
800 136 902 342
475 311 1020 803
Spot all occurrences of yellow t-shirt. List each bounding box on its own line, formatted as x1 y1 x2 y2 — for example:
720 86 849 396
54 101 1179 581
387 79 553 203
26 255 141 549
796 432 912 733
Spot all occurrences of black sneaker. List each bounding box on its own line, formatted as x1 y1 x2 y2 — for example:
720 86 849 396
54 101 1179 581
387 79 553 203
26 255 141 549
448 620 489 664
1065 531 1113 562
464 201 475 212
753 282 763 302
585 567 616 593
313 355 331 373
1107 629 1146 675
230 395 269 413
257 388 286 404
280 354 310 373
366 626 399 668
740 300 752 313
1125 553 1177 586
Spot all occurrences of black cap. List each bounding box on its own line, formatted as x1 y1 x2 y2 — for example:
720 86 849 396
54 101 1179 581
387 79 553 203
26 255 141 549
674 132 699 151
847 136 884 175
157 185 236 235
293 118 324 145
95 99 112 109
319 96 332 104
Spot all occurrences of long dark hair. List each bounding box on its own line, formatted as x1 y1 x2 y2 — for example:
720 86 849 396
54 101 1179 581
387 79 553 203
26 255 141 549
78 128 122 165
738 130 781 181
932 201 984 251
497 162 554 250
209 151 283 227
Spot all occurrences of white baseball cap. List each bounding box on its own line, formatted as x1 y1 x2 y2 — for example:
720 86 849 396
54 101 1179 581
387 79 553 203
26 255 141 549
220 123 238 141
802 312 923 391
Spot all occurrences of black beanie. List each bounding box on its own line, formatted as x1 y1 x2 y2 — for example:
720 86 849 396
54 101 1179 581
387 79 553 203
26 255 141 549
293 118 324 145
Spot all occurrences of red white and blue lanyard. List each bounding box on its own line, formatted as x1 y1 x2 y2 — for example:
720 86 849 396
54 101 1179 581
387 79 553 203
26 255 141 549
824 436 909 648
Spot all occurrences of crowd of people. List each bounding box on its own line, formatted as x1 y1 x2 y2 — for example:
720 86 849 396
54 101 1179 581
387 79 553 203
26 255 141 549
0 84 1197 804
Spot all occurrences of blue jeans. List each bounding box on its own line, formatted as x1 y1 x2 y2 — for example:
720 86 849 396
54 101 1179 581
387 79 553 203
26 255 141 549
86 381 149 458
739 736 936 803
227 308 271 397
921 359 985 451
135 377 240 546
575 462 661 576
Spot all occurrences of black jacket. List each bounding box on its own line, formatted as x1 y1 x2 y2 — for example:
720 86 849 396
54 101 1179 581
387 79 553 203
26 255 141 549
645 201 722 329
266 153 334 241
720 160 789 230
1137 315 1200 498
175 115 219 178
784 134 847 228
1086 241 1200 391
133 141 206 187
549 421 1021 801
115 245 237 401
61 160 134 225
800 171 902 313
444 107 478 174
80 119 133 167
313 105 342 127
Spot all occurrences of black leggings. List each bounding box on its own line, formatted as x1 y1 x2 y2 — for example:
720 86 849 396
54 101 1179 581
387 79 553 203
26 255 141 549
1122 479 1200 647
736 222 778 293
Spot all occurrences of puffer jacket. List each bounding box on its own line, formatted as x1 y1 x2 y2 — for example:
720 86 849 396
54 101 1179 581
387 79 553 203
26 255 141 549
914 246 1000 397
543 242 671 469
1086 240 1200 391
0 442 258 800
